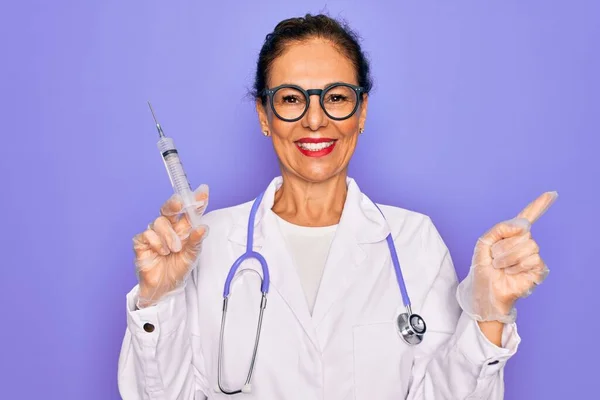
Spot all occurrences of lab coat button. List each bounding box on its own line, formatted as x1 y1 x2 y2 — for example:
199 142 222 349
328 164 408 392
143 323 155 333
487 360 499 365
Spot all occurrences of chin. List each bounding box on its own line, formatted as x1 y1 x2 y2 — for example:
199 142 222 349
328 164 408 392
294 166 345 184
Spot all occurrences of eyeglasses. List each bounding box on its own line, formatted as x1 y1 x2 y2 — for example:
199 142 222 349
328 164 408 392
262 82 365 122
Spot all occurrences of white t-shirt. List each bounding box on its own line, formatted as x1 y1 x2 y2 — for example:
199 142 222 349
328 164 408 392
275 214 338 315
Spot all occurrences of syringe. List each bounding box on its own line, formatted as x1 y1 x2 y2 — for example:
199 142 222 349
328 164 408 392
147 102 203 228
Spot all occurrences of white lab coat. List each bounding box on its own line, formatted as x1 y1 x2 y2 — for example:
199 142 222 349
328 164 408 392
118 176 520 400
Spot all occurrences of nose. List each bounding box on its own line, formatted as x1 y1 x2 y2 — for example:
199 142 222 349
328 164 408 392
302 94 328 131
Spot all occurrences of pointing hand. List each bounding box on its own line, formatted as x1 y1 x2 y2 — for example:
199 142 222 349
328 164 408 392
457 191 558 323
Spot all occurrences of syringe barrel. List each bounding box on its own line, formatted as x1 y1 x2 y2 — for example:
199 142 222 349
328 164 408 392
158 137 191 194
157 137 203 227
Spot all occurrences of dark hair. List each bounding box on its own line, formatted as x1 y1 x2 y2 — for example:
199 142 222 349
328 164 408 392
252 13 373 104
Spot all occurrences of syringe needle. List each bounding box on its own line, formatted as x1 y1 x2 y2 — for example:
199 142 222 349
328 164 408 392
147 101 165 138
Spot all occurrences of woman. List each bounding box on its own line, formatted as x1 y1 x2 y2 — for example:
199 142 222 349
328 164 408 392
118 14 557 399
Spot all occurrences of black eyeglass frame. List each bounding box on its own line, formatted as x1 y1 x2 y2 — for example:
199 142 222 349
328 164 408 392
261 82 365 122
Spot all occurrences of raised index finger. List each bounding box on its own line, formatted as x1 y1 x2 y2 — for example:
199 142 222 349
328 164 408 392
516 191 558 224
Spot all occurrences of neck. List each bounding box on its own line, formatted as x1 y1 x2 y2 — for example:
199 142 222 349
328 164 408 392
272 170 348 227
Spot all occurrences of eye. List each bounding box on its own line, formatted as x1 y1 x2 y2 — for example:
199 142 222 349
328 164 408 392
324 85 356 105
326 93 349 103
282 95 301 104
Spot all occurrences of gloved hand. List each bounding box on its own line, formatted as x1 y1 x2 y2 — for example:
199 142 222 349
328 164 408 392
457 191 558 323
132 185 210 308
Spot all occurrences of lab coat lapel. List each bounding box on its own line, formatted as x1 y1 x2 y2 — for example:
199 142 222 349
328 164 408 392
311 179 390 328
227 177 321 351
258 213 322 351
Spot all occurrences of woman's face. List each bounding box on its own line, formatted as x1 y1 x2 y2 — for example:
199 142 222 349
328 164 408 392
256 38 368 183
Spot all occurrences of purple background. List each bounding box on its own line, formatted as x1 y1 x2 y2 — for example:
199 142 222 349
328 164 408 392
1 0 597 398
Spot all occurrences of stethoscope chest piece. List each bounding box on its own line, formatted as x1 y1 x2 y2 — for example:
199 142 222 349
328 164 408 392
397 312 426 345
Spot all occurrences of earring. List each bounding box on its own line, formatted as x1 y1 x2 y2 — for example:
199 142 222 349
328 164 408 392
359 127 364 134
263 130 269 137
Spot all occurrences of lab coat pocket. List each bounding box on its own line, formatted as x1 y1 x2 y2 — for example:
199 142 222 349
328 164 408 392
353 321 413 400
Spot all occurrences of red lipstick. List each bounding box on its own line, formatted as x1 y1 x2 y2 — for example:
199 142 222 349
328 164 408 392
295 137 337 157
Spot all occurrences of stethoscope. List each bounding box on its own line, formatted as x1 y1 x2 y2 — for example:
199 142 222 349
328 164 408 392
215 191 426 395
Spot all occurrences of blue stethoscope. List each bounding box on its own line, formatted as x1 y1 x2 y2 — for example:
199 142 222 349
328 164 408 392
215 191 426 395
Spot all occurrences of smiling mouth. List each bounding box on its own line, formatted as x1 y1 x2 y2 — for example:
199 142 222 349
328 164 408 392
295 140 336 151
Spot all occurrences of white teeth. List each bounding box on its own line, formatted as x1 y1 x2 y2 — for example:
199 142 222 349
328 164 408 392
297 141 335 151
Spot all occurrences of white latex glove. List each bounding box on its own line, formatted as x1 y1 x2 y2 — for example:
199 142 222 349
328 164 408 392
457 191 558 323
132 185 209 308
